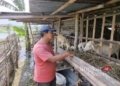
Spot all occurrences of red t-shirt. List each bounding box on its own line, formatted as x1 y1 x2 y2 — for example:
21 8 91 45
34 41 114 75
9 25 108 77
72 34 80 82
33 40 56 83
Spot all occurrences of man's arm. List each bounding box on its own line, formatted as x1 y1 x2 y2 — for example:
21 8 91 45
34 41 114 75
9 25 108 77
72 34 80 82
47 52 73 62
36 47 74 62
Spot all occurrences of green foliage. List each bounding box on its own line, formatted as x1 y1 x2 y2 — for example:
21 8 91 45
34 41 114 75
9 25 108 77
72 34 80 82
12 26 25 37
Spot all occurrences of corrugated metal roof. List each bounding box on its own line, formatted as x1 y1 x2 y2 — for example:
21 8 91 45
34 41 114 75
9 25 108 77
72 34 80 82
29 0 110 15
62 3 94 13
30 0 64 14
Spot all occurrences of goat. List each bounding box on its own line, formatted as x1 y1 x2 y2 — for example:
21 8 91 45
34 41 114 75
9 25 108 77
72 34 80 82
57 34 70 50
94 43 120 59
83 41 95 51
78 41 94 52
84 41 120 59
78 42 86 51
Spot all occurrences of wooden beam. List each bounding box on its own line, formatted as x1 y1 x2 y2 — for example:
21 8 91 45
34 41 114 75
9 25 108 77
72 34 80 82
25 23 31 52
92 15 96 39
28 23 34 45
58 18 61 34
17 20 52 24
86 17 89 43
74 14 79 50
79 13 84 42
100 13 106 46
0 12 70 19
44 0 105 4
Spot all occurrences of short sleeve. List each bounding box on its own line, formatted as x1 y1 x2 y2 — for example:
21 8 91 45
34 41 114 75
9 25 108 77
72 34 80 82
36 46 53 62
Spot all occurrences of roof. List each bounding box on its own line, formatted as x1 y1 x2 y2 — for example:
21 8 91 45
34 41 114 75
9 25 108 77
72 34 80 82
0 0 120 24
29 0 110 15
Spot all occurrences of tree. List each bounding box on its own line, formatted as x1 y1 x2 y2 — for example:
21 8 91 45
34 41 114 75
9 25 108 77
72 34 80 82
12 26 26 37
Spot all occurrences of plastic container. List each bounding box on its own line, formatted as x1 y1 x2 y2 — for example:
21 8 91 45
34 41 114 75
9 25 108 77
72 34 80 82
56 73 66 86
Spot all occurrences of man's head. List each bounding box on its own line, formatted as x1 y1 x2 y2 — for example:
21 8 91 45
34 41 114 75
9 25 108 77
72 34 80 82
40 25 56 41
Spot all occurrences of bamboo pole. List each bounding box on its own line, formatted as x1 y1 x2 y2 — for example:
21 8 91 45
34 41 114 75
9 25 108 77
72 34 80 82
100 13 106 46
79 13 84 42
28 23 34 45
92 15 96 39
74 14 79 50
56 19 62 53
86 17 89 43
24 23 31 53
109 14 116 58
58 18 61 34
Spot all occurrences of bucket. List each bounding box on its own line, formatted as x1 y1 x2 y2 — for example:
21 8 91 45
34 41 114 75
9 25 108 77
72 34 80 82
56 73 66 86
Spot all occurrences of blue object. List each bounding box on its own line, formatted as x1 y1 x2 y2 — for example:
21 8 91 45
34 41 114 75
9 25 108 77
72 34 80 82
40 25 56 33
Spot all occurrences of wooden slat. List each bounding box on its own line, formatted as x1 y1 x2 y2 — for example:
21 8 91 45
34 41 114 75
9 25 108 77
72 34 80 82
92 15 96 39
45 0 107 4
58 48 120 86
79 13 84 42
0 12 70 19
58 18 61 34
74 14 79 49
86 17 89 43
100 13 106 46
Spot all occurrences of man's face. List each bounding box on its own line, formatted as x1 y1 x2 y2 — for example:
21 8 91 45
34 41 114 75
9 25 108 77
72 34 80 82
45 31 54 41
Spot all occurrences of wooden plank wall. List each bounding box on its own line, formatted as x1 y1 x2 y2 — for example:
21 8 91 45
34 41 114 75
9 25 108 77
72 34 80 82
0 34 19 86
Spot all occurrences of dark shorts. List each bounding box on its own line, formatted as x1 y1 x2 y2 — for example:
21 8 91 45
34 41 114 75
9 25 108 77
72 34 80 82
36 78 56 86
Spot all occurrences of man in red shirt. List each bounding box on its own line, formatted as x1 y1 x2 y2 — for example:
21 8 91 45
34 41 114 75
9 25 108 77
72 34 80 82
33 25 73 86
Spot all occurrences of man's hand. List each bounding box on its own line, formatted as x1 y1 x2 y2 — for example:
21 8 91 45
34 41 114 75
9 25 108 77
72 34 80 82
63 51 74 58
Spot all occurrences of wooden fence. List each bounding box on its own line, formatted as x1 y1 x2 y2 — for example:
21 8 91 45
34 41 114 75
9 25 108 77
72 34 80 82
0 34 20 86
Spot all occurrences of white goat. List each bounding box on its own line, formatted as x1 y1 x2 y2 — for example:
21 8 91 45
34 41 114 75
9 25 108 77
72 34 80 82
83 41 95 51
57 34 70 50
94 43 120 59
78 41 94 52
84 41 120 59
78 42 86 51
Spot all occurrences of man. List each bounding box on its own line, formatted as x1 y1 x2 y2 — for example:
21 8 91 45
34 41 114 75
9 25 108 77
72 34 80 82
33 25 73 86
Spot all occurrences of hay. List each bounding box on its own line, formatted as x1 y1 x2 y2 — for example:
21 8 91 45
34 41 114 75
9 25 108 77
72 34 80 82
75 50 120 81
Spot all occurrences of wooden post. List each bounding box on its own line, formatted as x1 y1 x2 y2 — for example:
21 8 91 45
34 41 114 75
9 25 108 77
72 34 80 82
52 21 54 28
100 13 106 46
80 13 84 42
109 14 116 58
58 18 61 34
25 23 31 54
28 23 34 45
86 17 89 43
92 15 96 40
74 14 79 50
56 19 61 53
